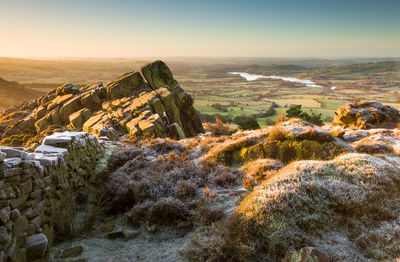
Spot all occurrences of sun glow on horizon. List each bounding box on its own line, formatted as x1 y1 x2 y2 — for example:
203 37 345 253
0 0 399 58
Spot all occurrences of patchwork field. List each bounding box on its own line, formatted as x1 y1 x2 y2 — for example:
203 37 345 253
179 61 400 126
0 57 399 127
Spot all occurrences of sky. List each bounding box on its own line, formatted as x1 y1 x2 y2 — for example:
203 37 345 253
0 0 399 58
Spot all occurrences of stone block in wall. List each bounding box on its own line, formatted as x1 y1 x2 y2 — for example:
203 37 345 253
0 207 10 226
22 208 33 220
43 135 72 145
5 222 11 233
30 154 58 167
19 180 32 197
0 226 11 250
0 153 5 164
29 190 42 200
7 236 27 262
29 216 41 232
42 176 51 186
10 209 19 221
0 167 23 179
0 147 27 160
35 145 68 157
21 173 32 182
0 251 5 262
10 198 23 209
21 161 35 169
25 233 47 261
4 187 15 198
4 175 21 185
12 187 20 199
32 179 45 191
3 158 23 168
12 216 28 240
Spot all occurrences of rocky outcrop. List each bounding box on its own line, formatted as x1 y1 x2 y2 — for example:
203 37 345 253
333 101 400 129
0 61 204 148
0 132 105 261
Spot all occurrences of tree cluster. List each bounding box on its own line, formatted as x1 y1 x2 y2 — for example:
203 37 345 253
286 104 323 126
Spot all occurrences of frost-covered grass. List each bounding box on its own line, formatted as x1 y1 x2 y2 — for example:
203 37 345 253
241 158 284 189
204 120 348 165
103 138 241 229
353 134 400 155
185 153 400 261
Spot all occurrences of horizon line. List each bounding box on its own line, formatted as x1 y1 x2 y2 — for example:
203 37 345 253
0 55 400 61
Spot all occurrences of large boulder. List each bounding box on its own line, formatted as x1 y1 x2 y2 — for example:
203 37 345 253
35 116 51 132
25 233 48 260
59 96 83 122
69 108 92 129
106 71 150 99
141 60 178 90
333 101 400 129
56 83 80 96
80 83 104 111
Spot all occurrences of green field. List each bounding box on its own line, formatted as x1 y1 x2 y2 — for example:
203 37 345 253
181 60 400 127
0 57 399 125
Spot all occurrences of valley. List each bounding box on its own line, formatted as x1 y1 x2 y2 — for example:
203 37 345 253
0 59 400 262
0 58 399 128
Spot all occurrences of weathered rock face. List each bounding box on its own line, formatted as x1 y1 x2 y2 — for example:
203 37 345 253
333 101 400 129
0 60 204 148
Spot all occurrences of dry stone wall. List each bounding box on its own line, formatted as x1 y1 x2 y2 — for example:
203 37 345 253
0 132 105 262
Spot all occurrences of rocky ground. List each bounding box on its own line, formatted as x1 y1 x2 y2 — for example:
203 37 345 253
49 186 245 262
1 61 400 261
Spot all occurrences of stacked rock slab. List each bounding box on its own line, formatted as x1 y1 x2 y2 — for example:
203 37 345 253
0 60 203 148
333 101 400 129
0 132 105 261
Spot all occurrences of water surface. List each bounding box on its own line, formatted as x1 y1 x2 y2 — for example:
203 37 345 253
229 72 336 90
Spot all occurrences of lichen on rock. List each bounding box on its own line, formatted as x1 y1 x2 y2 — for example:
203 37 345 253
333 101 400 129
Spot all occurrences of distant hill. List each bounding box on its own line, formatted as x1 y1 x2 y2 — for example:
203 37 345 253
310 61 400 76
0 77 44 111
244 64 310 74
247 61 400 76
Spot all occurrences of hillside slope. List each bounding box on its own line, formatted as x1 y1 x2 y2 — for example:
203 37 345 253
0 77 44 111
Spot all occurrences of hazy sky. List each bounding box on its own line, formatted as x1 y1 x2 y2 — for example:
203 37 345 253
1 0 399 58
